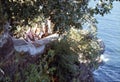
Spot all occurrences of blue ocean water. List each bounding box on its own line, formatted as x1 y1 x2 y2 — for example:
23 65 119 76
93 2 120 82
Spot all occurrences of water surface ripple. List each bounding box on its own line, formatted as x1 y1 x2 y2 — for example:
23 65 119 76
93 2 120 82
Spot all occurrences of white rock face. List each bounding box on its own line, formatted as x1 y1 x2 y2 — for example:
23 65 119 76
13 33 59 56
14 43 45 56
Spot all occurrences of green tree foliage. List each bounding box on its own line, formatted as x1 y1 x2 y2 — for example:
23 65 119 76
0 29 103 82
0 0 114 33
0 0 118 82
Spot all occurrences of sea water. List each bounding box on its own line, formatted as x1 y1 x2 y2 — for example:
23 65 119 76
93 1 120 82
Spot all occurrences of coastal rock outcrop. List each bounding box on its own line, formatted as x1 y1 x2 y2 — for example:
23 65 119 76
0 22 14 60
0 27 105 82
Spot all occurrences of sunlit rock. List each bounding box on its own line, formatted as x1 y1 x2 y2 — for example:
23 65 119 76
13 33 59 56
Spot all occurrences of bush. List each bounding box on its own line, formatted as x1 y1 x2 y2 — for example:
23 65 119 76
0 28 102 82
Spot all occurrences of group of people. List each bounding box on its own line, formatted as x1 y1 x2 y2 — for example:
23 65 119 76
24 20 52 42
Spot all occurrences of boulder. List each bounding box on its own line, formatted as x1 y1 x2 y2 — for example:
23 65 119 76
0 22 14 60
97 39 105 54
0 35 14 59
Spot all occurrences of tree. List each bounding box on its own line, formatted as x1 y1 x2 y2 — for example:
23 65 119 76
0 0 114 34
0 0 118 82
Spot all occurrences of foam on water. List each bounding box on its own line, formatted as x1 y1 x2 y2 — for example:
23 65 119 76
100 54 109 62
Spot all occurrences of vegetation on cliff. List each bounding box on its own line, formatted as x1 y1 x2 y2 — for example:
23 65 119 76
0 0 116 82
0 28 103 82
